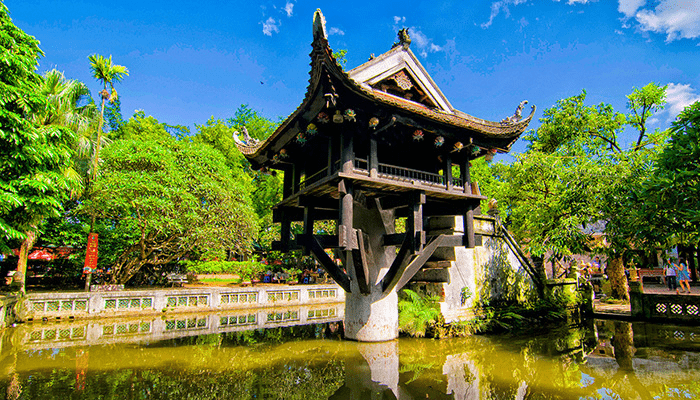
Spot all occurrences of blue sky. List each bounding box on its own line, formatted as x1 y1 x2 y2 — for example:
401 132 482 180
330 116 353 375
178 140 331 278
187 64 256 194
6 0 700 155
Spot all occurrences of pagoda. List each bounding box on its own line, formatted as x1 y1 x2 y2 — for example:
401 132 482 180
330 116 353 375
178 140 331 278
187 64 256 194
237 10 534 341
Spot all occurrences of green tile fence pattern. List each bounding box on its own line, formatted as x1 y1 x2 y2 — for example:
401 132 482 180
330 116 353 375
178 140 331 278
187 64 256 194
102 321 152 337
308 289 337 300
31 299 89 314
165 317 208 331
307 307 337 320
220 292 258 305
267 290 300 303
266 310 300 323
220 313 257 327
166 295 209 308
104 297 153 310
28 326 87 342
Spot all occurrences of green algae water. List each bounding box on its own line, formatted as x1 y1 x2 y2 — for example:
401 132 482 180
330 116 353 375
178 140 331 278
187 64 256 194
2 313 700 399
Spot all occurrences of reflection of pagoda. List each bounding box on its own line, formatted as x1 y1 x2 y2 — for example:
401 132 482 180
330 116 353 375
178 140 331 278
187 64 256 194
237 10 534 341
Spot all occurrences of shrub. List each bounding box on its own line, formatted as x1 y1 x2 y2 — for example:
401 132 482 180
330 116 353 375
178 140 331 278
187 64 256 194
181 260 266 281
398 289 442 338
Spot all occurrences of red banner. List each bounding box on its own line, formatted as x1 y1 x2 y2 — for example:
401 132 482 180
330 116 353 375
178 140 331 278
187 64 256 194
83 233 98 274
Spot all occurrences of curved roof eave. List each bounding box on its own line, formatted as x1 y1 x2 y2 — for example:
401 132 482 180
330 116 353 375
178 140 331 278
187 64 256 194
237 9 534 162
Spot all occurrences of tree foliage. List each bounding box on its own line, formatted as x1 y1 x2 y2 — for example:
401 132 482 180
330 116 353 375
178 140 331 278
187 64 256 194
631 101 700 247
0 4 77 291
83 138 258 283
493 84 668 298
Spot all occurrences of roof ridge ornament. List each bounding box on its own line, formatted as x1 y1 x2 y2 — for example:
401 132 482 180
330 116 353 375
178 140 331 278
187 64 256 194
313 9 327 40
501 100 529 124
392 28 411 49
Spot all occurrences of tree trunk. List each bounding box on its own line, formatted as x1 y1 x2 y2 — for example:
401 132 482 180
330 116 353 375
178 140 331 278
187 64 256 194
608 256 629 301
15 228 37 294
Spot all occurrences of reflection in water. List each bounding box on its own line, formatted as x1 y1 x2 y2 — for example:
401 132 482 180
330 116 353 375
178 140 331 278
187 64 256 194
3 313 700 399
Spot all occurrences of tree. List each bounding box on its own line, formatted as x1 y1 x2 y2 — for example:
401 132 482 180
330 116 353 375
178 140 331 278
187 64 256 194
633 101 700 248
86 54 128 195
495 85 667 299
627 82 667 150
198 106 283 250
83 138 258 283
32 69 97 195
0 4 77 292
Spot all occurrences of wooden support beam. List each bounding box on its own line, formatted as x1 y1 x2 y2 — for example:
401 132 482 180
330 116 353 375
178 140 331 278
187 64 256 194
380 231 414 293
388 235 445 293
297 234 352 293
351 229 372 294
298 196 339 210
383 233 405 247
273 207 338 223
377 192 426 211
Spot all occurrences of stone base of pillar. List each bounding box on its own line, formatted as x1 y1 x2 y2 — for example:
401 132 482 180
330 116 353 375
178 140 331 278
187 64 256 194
344 290 398 342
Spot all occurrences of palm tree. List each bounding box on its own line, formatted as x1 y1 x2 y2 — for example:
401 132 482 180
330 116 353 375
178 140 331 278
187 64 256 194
83 55 127 290
33 69 99 194
87 54 128 188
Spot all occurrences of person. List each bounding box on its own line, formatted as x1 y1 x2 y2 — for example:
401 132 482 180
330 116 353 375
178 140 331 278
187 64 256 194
677 258 691 294
664 258 677 291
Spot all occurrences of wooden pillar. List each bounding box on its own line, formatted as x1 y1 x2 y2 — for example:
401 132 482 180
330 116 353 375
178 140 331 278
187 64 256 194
303 205 315 256
280 211 291 252
369 134 378 178
283 165 294 198
407 192 426 253
464 205 475 248
293 162 301 193
338 180 355 250
341 129 354 174
461 160 471 194
444 155 452 191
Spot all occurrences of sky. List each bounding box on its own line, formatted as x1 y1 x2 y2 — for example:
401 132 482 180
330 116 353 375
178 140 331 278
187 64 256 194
5 0 700 156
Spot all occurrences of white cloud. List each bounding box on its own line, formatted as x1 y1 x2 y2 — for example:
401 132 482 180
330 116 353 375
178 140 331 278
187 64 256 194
410 28 445 57
566 0 592 4
481 0 529 28
618 0 646 17
329 27 345 36
633 0 700 41
394 16 406 25
666 83 700 121
284 1 294 17
262 17 280 36
430 43 443 52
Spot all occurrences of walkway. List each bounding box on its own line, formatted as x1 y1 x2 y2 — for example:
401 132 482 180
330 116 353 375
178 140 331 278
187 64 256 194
592 282 699 320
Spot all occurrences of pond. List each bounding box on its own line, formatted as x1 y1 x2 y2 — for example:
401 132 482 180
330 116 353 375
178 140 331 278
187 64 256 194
1 311 700 399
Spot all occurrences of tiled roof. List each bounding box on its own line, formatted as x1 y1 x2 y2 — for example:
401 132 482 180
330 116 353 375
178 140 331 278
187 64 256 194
237 9 534 161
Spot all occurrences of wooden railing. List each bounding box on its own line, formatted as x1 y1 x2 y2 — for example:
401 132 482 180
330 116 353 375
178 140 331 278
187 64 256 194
299 167 329 190
378 163 445 185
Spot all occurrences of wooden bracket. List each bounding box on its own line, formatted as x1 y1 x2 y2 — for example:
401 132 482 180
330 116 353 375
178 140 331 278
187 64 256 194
298 234 352 293
351 229 372 294
382 235 445 294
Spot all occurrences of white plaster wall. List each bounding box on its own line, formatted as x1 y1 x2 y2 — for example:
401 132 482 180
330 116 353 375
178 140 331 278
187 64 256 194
440 216 536 323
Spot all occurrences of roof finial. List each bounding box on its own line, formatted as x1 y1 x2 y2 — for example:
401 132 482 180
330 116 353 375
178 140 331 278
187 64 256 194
313 9 327 40
394 28 411 49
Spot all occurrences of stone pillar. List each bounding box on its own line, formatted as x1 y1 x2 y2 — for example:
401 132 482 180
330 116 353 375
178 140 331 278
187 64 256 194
344 197 399 342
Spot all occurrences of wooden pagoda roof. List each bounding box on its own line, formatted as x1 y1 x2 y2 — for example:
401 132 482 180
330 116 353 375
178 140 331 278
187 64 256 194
237 9 535 168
